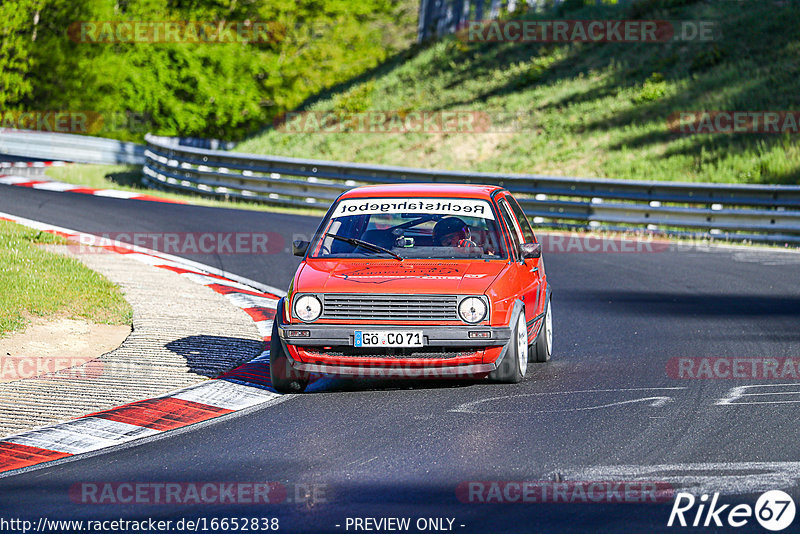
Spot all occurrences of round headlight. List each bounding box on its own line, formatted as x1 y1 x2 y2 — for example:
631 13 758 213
294 295 322 322
459 297 487 323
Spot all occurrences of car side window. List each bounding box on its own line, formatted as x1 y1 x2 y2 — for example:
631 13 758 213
506 195 536 244
498 199 523 259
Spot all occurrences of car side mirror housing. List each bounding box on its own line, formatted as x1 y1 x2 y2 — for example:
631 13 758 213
519 242 541 259
292 240 310 257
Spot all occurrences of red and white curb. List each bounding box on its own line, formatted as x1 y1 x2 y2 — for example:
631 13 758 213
0 160 63 169
0 174 186 204
0 211 288 475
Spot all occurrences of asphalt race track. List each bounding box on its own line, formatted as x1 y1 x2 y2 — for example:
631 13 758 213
2 185 800 533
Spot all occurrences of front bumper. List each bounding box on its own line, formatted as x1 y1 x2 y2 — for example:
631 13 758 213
277 322 512 378
279 323 511 348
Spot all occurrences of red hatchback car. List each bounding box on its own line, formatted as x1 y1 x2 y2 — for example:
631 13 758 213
269 183 552 392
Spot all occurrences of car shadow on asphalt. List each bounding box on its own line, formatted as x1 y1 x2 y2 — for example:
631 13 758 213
167 335 556 394
307 377 485 394
165 335 266 378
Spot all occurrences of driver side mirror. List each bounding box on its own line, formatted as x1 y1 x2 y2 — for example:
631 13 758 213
519 242 541 259
292 240 310 257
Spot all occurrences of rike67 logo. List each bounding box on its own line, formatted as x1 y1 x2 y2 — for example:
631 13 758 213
668 490 796 531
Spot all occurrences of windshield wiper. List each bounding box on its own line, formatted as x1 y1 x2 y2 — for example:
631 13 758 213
325 233 403 261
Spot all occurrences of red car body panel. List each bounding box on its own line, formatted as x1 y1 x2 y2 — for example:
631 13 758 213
295 259 508 298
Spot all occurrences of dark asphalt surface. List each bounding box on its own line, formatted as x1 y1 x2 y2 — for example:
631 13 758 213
1 185 800 533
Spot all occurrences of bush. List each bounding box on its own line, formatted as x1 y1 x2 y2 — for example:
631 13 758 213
632 72 667 104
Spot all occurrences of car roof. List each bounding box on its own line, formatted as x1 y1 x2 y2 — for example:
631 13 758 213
339 183 505 200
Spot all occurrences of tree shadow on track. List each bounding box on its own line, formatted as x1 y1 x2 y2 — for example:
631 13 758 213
562 291 800 318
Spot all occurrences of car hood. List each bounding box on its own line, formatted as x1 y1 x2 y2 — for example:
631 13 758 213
296 259 507 295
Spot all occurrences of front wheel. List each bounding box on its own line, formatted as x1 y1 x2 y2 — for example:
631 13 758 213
269 320 309 393
489 311 528 383
532 297 552 363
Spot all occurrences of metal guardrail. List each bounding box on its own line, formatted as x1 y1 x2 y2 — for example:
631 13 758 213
145 135 235 151
0 130 145 165
144 134 800 244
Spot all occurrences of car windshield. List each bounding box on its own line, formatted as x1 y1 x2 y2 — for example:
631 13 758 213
311 197 508 260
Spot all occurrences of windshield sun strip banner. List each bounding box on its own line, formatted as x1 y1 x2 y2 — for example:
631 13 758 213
331 198 496 220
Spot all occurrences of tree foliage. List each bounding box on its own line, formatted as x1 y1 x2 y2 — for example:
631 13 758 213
2 0 416 140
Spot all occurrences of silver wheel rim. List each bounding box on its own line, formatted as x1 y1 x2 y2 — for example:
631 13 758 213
545 299 553 355
517 313 528 376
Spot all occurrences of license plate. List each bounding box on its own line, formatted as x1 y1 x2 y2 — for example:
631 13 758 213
354 330 423 347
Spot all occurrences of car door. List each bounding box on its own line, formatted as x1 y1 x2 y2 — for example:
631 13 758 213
496 195 541 342
505 193 546 318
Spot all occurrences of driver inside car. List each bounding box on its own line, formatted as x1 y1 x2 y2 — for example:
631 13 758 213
432 217 478 248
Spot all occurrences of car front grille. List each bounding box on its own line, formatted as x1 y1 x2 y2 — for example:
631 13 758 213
321 294 459 321
303 346 475 360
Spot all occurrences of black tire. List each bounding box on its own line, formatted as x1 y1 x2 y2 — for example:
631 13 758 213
489 310 528 384
269 319 309 393
532 297 552 363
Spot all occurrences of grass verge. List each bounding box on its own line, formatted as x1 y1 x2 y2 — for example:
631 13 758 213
0 220 132 337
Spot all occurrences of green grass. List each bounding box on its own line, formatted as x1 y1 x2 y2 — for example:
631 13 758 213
0 220 133 337
236 0 800 185
45 164 325 216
